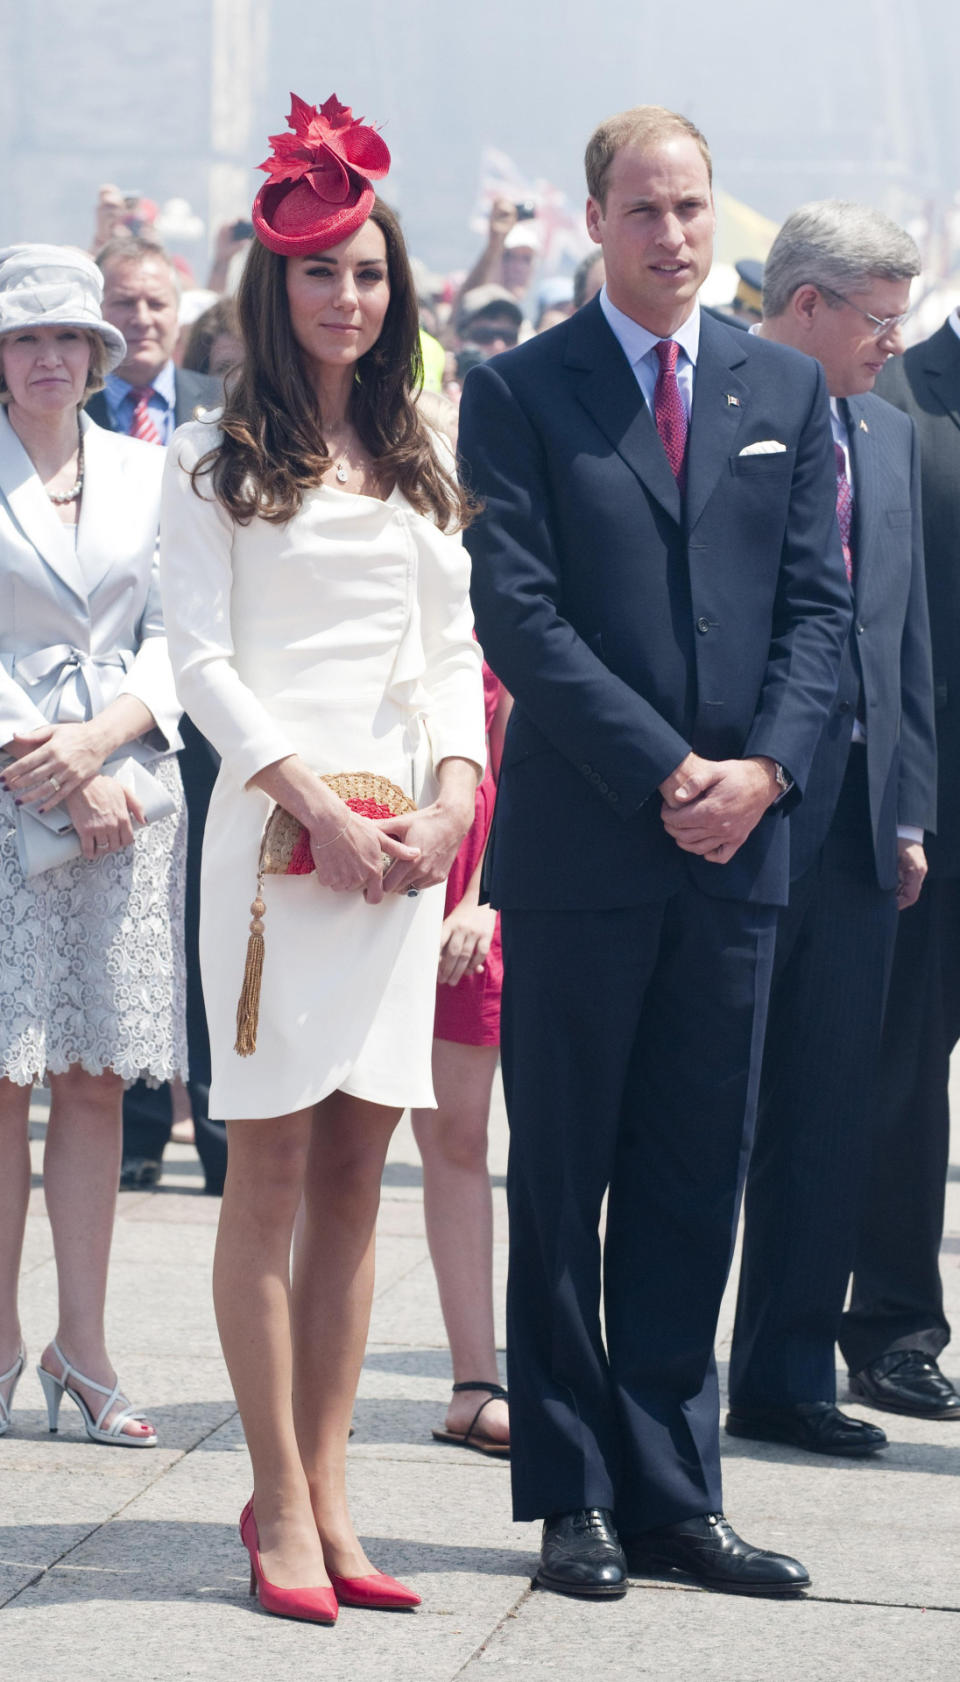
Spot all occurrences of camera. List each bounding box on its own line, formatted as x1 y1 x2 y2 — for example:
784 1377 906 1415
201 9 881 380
514 201 537 221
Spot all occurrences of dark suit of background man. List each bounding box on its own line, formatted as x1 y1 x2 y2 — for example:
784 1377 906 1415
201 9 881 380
835 315 960 1420
86 236 224 1195
726 203 937 1458
459 106 851 1601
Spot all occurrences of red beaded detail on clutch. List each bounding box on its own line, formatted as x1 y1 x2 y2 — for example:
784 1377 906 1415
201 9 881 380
235 773 417 1056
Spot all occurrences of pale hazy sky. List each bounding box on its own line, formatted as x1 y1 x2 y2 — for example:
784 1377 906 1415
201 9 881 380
274 0 957 267
3 0 955 271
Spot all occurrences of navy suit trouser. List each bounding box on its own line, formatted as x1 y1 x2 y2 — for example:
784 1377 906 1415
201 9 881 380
500 879 776 1529
839 875 960 1372
730 751 898 1407
122 717 226 1191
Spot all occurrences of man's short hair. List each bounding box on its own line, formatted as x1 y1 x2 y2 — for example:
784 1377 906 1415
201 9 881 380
585 105 712 210
95 234 180 293
763 201 921 318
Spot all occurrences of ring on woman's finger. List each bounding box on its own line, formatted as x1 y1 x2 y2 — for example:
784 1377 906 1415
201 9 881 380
48 775 61 792
380 852 393 875
95 839 110 850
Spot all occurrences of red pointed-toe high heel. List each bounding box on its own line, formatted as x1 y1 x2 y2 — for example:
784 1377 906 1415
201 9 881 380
329 1568 421 1610
239 1501 338 1625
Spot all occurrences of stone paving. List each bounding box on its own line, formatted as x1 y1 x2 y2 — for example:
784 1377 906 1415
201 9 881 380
1 1076 958 1681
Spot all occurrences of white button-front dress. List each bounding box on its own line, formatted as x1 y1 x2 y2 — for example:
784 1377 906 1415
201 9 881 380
159 422 485 1121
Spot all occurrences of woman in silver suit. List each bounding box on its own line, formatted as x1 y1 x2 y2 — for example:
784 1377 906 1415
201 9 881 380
0 245 187 1447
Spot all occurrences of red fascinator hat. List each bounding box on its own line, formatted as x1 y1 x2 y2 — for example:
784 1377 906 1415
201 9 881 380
252 92 390 256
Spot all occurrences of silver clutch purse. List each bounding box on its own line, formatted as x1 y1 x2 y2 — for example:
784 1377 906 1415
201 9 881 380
14 756 176 877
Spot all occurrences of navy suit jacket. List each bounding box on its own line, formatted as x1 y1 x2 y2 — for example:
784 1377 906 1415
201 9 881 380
876 322 960 877
788 392 936 891
459 299 852 911
85 366 221 434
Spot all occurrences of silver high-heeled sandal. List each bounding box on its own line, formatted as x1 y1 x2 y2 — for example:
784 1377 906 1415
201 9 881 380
0 1346 25 1436
36 1340 157 1447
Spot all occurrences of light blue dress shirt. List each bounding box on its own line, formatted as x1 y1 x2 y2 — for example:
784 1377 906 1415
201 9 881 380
598 285 700 418
103 358 177 446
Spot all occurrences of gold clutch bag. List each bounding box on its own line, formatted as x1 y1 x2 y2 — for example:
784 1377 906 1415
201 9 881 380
236 772 416 1057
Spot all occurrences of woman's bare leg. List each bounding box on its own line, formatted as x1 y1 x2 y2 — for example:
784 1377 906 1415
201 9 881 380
292 1092 402 1577
213 1110 329 1589
412 1040 508 1443
40 1066 153 1438
0 1079 32 1408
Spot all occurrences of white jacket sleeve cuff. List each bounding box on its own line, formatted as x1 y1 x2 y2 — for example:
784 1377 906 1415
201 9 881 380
117 634 183 753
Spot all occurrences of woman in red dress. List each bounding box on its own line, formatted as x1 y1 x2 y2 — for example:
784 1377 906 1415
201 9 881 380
412 662 512 1454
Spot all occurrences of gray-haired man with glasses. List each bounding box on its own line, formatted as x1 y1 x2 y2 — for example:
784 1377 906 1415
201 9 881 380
725 200 938 1458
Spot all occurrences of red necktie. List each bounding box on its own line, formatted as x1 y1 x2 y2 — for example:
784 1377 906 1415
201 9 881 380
129 388 162 446
835 441 854 584
654 339 688 489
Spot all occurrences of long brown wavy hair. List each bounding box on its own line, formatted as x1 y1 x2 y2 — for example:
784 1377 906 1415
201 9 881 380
190 200 473 530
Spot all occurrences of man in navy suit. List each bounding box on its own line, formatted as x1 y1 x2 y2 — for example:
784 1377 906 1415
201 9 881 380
837 316 960 1421
86 236 224 1195
726 203 937 1455
459 107 851 1600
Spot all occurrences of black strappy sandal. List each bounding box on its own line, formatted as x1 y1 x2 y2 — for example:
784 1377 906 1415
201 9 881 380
431 1380 510 1458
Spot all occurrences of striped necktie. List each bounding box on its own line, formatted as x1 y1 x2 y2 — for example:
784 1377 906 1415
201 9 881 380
129 388 162 445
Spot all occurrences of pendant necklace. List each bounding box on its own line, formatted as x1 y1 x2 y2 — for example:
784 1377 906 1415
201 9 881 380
335 456 349 484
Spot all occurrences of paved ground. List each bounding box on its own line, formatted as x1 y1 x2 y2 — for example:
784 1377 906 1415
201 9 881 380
2 1072 958 1682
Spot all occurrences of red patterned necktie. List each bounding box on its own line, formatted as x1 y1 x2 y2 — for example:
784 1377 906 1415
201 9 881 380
835 441 854 584
654 338 688 489
129 387 162 445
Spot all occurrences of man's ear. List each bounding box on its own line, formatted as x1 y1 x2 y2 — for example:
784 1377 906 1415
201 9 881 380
791 284 820 329
585 197 603 247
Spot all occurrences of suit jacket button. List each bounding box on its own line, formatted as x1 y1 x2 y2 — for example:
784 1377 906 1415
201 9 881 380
599 780 609 794
856 622 865 635
837 700 851 714
581 762 592 774
590 771 601 784
609 791 619 804
696 616 711 634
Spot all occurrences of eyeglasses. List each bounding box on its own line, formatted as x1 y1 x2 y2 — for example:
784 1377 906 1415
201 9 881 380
467 323 520 348
812 281 912 339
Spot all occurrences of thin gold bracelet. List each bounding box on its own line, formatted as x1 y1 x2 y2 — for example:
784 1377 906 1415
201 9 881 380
311 820 349 850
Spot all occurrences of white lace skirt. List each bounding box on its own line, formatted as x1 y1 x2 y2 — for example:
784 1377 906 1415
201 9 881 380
0 755 188 1087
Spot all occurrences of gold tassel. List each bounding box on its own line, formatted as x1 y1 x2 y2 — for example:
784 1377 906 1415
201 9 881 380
235 887 267 1056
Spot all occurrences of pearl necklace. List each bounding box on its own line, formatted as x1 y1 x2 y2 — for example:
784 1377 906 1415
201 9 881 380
47 425 84 505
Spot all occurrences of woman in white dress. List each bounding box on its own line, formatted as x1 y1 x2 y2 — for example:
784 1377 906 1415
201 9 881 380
159 96 485 1624
0 246 186 1448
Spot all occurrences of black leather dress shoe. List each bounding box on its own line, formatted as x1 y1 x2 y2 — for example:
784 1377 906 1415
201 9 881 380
725 1401 886 1456
119 1156 163 1190
624 1513 809 1596
536 1508 628 1599
849 1351 960 1419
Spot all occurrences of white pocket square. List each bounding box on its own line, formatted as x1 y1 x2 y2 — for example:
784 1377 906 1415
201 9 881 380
739 439 787 456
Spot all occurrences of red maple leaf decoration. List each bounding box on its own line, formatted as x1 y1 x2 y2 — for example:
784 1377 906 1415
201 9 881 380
258 92 389 205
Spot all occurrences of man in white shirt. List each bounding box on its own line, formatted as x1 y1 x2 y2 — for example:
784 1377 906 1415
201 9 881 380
460 108 851 1600
727 201 937 1455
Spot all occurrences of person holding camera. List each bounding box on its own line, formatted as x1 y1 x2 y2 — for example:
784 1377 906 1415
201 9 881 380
457 197 541 316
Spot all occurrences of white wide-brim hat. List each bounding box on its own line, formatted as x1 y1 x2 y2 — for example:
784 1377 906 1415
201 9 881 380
0 244 127 372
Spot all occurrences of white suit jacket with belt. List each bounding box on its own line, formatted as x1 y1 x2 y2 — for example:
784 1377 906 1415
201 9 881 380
0 408 181 757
